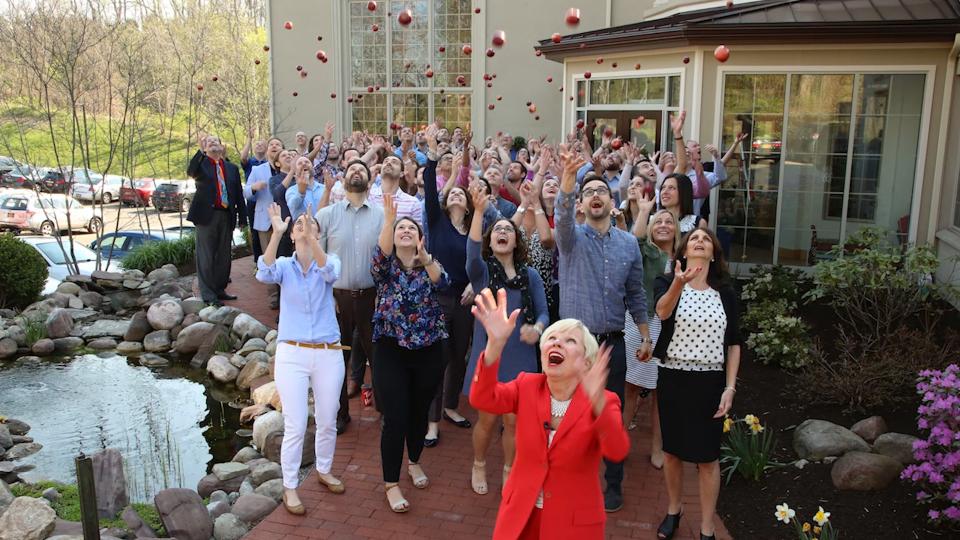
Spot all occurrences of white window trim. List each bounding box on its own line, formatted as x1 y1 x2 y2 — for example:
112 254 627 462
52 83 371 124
710 64 936 270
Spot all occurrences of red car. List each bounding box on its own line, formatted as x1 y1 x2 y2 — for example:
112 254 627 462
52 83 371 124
120 178 158 207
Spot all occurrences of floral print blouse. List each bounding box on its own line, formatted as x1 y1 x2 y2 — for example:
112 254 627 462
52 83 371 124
371 246 449 350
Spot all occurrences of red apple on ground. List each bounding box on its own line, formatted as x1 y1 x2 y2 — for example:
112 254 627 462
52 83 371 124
372 24 379 32
425 69 434 78
438 46 445 52
367 86 374 93
565 7 581 26
596 57 603 64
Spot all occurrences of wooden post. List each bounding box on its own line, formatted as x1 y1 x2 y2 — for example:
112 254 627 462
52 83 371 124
75 453 101 540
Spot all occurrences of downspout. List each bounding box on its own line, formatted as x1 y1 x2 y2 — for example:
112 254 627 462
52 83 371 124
926 34 960 243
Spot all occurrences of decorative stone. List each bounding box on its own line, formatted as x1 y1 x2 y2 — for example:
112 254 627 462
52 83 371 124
197 473 246 499
793 419 870 460
831 451 903 491
148 300 184 331
237 361 270 392
251 381 281 410
228 353 248 369
116 341 144 355
262 426 315 467
154 488 212 540
67 296 83 309
0 480 13 515
5 442 42 460
147 267 177 283
252 411 284 451
198 306 218 322
139 353 170 368
851 416 888 444
82 320 130 339
41 487 60 502
122 279 143 289
87 337 118 350
0 425 11 450
106 290 141 311
121 505 157 538
209 490 229 505
0 496 57 540
92 270 125 284
231 447 260 464
3 420 29 436
873 432 920 465
91 448 128 518
212 462 249 482
213 513 249 540
123 269 146 281
31 338 55 356
180 298 206 315
232 314 268 341
174 322 216 354
56 282 82 295
53 337 84 353
265 340 276 356
49 292 72 308
249 461 281 487
143 330 172 353
5 326 25 347
264 329 277 343
238 338 266 355
253 478 283 502
230 493 277 523
45 309 75 339
0 338 15 359
207 356 240 383
207 500 230 521
79 291 104 309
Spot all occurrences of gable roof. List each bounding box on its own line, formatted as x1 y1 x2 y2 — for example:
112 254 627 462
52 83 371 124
536 0 960 60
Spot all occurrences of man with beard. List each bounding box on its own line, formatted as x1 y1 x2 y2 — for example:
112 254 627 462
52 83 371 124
556 152 650 513
286 148 326 220
577 149 624 205
317 160 385 434
368 155 423 224
481 166 517 219
395 126 427 166
498 160 528 206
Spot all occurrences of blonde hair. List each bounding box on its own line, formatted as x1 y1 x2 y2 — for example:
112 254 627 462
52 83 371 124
540 319 599 367
647 208 680 254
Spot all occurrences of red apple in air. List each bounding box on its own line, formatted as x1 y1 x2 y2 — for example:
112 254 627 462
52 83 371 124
486 82 493 88
367 86 374 93
535 115 540 120
611 62 618 68
528 104 537 113
263 45 270 52
292 91 298 96
535 50 543 57
525 101 532 106
558 86 563 91
316 50 328 62
347 96 354 103
397 9 412 26
576 119 585 129
483 73 491 80
196 83 203 91
584 71 591 79
634 63 641 69
462 44 472 55
367 1 377 11
296 65 303 71
474 7 481 13
682 56 690 64
496 95 502 101
283 21 293 30
212 75 218 81
330 92 337 99
439 88 445 93
603 127 613 138
546 76 553 83
485 48 495 57
565 7 581 26
488 104 495 110
491 30 506 47
300 71 308 78
317 35 323 41
456 75 466 86
637 115 646 125
596 57 603 64
254 59 261 65
371 24 379 32
438 46 445 52
714 45 730 63
425 69 434 78
551 33 562 43
611 138 623 150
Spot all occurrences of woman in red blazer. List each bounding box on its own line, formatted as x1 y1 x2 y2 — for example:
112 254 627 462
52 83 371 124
469 288 630 540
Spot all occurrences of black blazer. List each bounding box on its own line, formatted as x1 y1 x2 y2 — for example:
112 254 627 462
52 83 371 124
652 275 743 364
186 150 247 228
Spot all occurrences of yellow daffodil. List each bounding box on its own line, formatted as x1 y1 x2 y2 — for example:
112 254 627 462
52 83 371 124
813 506 830 526
744 414 759 426
802 522 811 532
814 526 822 534
775 503 795 524
723 417 734 433
750 422 765 434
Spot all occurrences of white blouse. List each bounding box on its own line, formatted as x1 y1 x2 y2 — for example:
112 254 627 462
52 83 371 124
663 285 726 372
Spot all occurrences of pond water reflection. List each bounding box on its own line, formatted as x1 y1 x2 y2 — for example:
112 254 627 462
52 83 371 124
0 354 243 501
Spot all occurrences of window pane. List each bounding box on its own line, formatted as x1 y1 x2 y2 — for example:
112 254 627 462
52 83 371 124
576 80 586 108
391 0 430 88
588 77 666 106
668 75 681 107
352 93 387 134
433 0 471 88
433 93 471 130
349 1 386 88
392 93 429 130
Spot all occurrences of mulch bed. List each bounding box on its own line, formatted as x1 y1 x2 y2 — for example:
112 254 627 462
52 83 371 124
717 300 960 539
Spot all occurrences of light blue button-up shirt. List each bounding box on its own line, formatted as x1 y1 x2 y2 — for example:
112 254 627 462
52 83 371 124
555 189 647 332
255 254 342 343
244 162 275 232
285 181 325 220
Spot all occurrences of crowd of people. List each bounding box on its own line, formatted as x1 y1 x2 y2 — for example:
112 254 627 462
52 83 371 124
186 111 745 540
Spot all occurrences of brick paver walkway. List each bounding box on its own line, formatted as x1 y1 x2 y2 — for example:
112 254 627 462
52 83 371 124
225 256 731 540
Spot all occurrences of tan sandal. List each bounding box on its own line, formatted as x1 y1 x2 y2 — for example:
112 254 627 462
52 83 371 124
317 472 345 494
407 462 429 489
471 460 488 495
282 489 305 515
385 482 409 513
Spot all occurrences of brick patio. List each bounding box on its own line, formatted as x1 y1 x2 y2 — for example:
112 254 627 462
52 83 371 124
223 255 731 540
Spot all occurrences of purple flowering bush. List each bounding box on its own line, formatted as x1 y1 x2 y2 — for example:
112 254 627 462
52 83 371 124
902 364 960 525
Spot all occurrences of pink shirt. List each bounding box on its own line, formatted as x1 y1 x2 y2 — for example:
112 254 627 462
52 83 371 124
368 184 423 225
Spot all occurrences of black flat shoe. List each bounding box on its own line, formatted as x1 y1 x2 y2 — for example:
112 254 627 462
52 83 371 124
336 415 351 435
657 509 683 540
442 411 472 428
217 292 238 300
700 533 716 540
423 434 438 448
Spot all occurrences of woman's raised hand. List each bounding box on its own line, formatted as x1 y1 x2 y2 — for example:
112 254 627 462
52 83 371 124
673 259 702 284
582 344 611 415
469 183 488 212
268 203 290 234
472 288 520 348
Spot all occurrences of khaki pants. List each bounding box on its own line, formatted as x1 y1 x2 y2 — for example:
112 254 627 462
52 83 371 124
257 228 280 306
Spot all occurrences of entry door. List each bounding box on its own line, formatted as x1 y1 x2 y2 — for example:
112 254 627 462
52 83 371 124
585 110 663 155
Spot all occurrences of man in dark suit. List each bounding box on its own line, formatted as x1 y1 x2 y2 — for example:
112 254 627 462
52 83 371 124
187 134 247 305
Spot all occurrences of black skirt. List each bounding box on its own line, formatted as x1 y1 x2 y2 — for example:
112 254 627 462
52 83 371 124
657 367 725 463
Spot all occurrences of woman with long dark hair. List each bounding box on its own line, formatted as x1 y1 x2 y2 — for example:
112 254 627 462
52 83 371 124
648 227 742 540
464 188 549 496
658 173 706 234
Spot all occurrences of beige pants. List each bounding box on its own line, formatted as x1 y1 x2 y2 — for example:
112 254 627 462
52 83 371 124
257 228 280 306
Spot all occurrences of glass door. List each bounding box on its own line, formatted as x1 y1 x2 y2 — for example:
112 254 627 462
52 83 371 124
585 111 662 154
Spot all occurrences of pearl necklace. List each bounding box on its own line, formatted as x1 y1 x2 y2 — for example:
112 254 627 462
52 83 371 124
550 396 572 418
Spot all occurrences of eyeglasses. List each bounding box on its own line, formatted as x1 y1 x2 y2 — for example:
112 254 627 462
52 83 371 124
492 224 515 234
581 186 610 197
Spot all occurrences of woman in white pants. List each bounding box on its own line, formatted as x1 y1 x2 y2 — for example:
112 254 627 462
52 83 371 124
256 202 345 515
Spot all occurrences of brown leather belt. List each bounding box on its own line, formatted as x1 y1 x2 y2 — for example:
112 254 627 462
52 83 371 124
282 340 351 351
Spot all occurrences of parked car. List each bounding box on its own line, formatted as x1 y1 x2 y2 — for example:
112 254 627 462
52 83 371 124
152 180 195 212
89 230 184 260
0 156 25 176
165 224 246 247
120 178 158 206
0 164 40 189
0 192 103 236
41 167 103 194
72 173 126 204
19 235 121 295
751 136 782 162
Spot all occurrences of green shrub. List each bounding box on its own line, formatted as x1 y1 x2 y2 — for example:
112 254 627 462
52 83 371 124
122 233 195 274
742 298 793 334
0 233 48 309
741 265 808 306
745 313 813 369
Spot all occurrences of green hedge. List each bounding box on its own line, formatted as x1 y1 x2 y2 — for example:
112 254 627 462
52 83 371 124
121 234 195 274
0 233 48 309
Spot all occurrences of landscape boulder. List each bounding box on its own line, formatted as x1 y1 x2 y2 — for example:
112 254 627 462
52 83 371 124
154 488 212 540
213 513 249 540
232 313 268 341
252 411 284 451
0 338 15 359
92 449 128 518
143 330 172 353
230 493 277 523
831 451 903 491
0 496 57 540
850 416 888 444
45 309 75 339
31 339 55 355
253 478 283 502
124 312 153 342
197 472 247 499
174 322 216 354
236 361 270 391
207 356 240 383
793 419 870 460
212 462 249 482
249 461 281 487
147 300 184 331
873 432 920 465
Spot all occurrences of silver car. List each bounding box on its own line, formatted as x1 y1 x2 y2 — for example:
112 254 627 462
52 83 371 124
19 235 121 295
0 192 103 236
72 173 126 204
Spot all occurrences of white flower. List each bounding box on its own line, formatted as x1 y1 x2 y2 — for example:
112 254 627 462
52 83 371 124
775 503 796 524
813 506 830 526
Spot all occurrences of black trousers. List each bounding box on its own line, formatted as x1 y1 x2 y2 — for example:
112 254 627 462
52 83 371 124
373 337 444 483
429 294 473 422
596 331 627 493
195 210 233 303
333 288 376 422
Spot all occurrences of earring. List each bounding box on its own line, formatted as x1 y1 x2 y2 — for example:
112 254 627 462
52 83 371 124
711 258 715 262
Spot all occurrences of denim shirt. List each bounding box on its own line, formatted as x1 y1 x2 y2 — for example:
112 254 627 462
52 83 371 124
255 254 342 343
555 189 647 333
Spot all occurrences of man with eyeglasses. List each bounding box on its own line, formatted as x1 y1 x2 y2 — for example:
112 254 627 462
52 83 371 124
556 152 651 513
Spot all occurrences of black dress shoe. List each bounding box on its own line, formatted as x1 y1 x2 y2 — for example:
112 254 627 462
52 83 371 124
442 411 472 429
336 415 351 435
217 293 238 300
604 487 623 513
423 434 439 448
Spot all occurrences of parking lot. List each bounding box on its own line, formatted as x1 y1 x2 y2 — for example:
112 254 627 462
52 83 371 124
69 200 193 245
